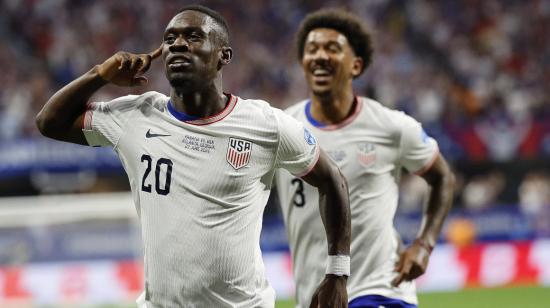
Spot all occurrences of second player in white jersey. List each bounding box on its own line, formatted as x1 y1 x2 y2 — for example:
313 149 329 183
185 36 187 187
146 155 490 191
277 8 455 308
276 97 438 306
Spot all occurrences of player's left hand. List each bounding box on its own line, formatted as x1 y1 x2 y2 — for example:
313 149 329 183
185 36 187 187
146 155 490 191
392 239 432 287
309 274 348 308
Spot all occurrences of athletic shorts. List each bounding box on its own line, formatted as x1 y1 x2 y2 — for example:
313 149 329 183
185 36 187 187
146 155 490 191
349 295 417 308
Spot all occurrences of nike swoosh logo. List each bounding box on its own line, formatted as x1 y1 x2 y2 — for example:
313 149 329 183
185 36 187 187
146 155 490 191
146 129 171 138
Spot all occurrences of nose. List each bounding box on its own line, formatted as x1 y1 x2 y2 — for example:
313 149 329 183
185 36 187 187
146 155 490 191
309 49 330 67
169 36 189 52
313 48 329 61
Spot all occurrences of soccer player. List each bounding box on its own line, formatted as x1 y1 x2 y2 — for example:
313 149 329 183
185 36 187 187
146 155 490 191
275 9 455 308
36 5 351 308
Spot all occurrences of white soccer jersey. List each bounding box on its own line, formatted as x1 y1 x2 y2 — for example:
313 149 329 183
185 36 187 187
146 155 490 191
82 91 319 308
275 97 439 307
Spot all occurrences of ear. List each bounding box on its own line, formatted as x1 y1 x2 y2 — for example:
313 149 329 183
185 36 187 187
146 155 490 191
351 57 364 78
218 46 233 70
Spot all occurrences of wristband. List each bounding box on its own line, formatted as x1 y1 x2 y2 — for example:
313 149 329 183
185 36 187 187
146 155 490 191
326 255 350 277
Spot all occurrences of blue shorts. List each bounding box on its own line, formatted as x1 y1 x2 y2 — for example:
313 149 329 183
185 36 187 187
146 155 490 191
349 295 417 308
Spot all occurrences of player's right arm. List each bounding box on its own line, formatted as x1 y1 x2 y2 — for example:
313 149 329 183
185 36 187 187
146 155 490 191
273 109 350 308
35 47 162 145
301 151 350 308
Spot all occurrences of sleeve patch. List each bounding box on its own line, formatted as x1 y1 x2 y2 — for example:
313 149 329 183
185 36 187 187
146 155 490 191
421 129 430 143
304 128 316 145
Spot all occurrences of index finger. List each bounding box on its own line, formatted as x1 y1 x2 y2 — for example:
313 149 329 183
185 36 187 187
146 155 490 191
394 252 405 271
392 272 405 287
149 45 163 60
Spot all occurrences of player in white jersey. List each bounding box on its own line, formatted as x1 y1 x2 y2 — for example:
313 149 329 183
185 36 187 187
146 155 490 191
275 9 455 308
36 5 351 308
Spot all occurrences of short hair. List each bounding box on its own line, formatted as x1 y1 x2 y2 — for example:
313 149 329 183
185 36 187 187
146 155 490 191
178 5 230 45
296 8 373 76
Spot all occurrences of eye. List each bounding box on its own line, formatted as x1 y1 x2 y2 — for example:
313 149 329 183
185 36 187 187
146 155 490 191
164 35 175 44
188 33 203 42
327 44 341 53
305 45 317 54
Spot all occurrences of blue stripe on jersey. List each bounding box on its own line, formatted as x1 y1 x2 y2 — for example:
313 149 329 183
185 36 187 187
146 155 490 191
167 100 201 121
305 101 327 128
349 295 417 308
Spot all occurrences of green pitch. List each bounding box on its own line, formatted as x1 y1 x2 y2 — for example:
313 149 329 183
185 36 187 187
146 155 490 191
66 286 550 307
275 286 550 308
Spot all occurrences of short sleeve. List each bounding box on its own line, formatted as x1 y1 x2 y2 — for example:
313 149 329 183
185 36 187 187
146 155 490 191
82 95 139 147
398 113 439 174
274 109 320 177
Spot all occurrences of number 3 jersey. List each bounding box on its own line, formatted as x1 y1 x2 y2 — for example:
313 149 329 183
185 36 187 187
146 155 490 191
82 91 319 308
275 97 439 307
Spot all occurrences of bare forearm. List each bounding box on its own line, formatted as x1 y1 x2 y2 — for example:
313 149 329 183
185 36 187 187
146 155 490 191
318 169 351 255
302 151 351 255
36 66 107 136
418 165 455 248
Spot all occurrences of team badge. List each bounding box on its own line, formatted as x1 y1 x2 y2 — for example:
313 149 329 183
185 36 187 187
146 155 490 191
327 150 347 162
357 142 376 167
304 128 316 145
227 137 252 170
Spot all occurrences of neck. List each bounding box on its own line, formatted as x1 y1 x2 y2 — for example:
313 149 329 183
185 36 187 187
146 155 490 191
170 77 227 118
310 89 355 125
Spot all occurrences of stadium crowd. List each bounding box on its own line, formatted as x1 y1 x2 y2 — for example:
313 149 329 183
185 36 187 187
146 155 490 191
0 0 548 211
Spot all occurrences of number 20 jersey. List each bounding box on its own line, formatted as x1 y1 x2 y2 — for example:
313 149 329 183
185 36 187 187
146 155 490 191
82 91 319 308
275 97 439 307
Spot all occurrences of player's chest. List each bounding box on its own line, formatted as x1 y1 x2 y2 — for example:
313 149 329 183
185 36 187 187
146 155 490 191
315 129 399 179
118 124 276 181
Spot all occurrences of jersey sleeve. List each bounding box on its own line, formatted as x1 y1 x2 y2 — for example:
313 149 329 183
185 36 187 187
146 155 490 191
273 108 320 177
398 113 439 175
82 95 139 147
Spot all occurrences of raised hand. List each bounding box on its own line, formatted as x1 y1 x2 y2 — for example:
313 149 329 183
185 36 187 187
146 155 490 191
392 239 431 287
309 275 348 308
96 45 163 87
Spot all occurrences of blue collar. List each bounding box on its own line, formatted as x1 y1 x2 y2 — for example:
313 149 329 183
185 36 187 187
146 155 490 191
167 100 201 121
305 101 327 128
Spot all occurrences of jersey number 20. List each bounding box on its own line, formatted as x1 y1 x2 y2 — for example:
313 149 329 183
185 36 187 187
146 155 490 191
141 154 173 195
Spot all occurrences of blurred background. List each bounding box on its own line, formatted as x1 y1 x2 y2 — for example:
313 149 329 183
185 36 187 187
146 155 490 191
0 0 549 307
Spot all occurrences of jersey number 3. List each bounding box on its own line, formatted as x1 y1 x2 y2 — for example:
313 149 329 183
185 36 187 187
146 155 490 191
141 154 173 195
291 178 306 207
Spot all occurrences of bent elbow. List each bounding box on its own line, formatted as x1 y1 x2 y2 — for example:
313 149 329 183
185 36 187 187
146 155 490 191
449 172 456 186
35 110 57 138
35 111 48 136
444 169 456 190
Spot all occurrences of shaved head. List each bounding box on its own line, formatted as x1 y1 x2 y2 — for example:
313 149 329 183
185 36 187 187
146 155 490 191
177 5 229 46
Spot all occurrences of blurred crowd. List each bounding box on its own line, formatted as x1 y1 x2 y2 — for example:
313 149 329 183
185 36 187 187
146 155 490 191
0 0 548 211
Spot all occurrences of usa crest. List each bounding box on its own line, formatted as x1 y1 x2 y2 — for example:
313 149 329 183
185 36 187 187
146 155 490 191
357 142 376 167
227 137 252 170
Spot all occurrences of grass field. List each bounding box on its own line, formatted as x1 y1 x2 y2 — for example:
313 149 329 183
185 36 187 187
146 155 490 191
274 286 550 308
23 286 549 307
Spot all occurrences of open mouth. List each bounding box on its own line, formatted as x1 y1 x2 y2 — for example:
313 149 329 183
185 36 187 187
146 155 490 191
168 56 192 70
311 67 333 83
